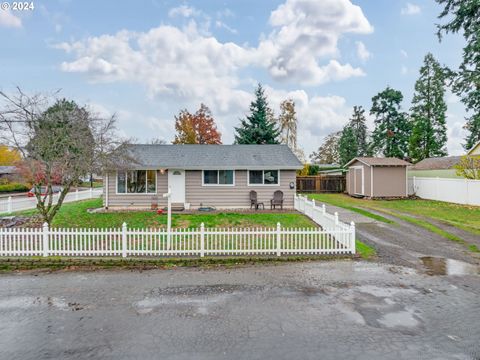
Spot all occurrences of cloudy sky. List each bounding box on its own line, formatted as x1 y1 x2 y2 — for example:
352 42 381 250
0 0 467 156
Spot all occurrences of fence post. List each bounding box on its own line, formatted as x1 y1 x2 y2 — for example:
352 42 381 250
89 187 93 199
334 212 339 226
42 222 49 257
75 189 79 201
200 222 205 257
350 221 356 254
122 222 127 258
276 222 281 257
322 204 326 216
7 196 12 213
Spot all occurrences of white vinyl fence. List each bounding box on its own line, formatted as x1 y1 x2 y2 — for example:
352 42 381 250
0 188 103 214
0 196 356 258
408 177 480 206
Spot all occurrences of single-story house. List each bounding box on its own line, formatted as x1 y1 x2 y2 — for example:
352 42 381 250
467 140 480 155
408 156 463 179
103 144 302 210
345 157 410 198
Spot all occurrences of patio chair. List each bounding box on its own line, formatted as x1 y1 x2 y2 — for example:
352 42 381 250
270 190 284 210
250 190 264 210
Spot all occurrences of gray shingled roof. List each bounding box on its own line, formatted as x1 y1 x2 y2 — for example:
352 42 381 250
346 157 410 167
411 156 461 170
122 144 303 170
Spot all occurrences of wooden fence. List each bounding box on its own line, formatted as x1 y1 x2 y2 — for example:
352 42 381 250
296 175 346 193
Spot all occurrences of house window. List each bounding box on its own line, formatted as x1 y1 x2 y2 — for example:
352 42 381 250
203 170 234 185
248 170 279 185
117 170 156 194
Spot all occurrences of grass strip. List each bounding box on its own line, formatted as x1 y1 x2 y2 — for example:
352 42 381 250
0 255 357 272
356 240 376 260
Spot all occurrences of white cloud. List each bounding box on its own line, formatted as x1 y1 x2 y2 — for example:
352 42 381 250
401 3 421 15
55 0 374 153
446 113 466 155
356 41 371 62
0 9 22 28
400 49 408 58
215 20 238 34
401 65 408 75
168 5 201 18
260 0 373 85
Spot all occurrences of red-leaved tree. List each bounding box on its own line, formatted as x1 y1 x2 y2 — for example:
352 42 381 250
173 104 222 144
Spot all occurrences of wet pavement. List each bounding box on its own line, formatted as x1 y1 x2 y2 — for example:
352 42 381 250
0 261 479 360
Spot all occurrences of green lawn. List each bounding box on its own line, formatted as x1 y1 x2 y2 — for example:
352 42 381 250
307 193 480 236
19 198 316 229
14 198 375 258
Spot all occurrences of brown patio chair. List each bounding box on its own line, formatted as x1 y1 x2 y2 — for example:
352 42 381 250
250 190 264 210
270 190 284 210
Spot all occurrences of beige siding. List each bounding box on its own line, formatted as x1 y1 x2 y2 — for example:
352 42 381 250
372 167 407 197
185 170 296 208
364 165 372 197
104 170 168 209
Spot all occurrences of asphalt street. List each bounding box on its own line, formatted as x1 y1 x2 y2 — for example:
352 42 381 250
0 261 479 360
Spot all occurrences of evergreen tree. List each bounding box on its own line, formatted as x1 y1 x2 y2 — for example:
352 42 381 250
436 0 480 150
234 84 280 144
370 87 411 159
348 105 369 156
338 126 358 166
409 53 448 163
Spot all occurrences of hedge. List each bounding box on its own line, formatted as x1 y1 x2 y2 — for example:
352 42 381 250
0 183 30 193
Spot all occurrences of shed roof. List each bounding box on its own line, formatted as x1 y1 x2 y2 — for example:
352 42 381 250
121 144 303 170
410 156 461 170
346 157 410 167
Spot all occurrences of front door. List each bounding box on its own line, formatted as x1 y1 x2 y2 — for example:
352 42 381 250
168 169 186 203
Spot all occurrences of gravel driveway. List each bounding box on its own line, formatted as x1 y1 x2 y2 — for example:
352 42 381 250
0 261 479 360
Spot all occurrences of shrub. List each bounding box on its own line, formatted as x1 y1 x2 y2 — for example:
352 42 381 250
0 182 30 193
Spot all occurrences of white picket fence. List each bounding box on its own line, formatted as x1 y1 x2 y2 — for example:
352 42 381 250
0 188 103 214
294 195 356 253
0 221 355 258
408 176 480 206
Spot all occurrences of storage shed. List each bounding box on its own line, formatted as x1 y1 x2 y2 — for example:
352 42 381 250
345 157 410 198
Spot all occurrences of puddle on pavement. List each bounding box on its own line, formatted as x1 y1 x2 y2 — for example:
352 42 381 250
421 257 479 276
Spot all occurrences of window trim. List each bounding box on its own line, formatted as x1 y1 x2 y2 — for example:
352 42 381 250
201 170 235 187
116 170 158 195
247 169 281 186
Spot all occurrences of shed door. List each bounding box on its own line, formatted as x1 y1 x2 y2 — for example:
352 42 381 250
353 167 364 195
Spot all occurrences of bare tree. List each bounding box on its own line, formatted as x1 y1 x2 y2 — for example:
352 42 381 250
0 88 131 224
278 99 297 150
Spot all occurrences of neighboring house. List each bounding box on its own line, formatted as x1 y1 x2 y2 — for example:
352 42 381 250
0 166 18 182
408 156 463 179
467 140 480 155
345 157 410 198
103 144 302 210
